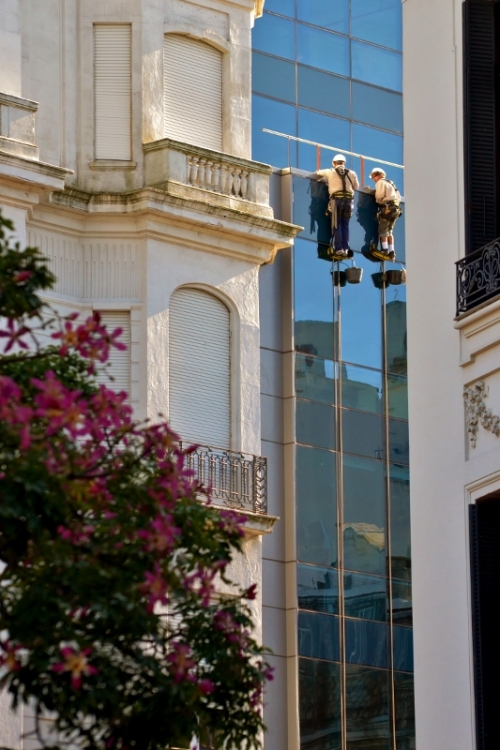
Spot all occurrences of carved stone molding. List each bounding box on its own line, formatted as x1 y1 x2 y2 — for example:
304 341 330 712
464 381 500 448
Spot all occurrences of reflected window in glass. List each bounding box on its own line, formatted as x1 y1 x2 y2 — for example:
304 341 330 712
389 418 409 464
295 354 336 404
298 563 339 614
394 672 415 747
390 463 411 582
342 408 385 461
342 363 383 414
351 0 402 52
346 665 390 749
392 579 412 627
297 445 337 567
298 65 350 119
252 52 295 104
393 625 414 673
345 618 388 668
297 0 349 34
352 39 402 92
297 399 336 450
387 374 408 419
252 95 297 167
344 572 388 622
298 611 341 662
352 81 403 134
386 294 407 374
294 238 335 360
252 13 295 60
343 454 386 576
297 23 350 77
299 659 341 749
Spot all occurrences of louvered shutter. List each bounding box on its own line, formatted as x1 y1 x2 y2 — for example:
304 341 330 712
169 288 230 448
94 25 132 160
463 1 497 253
469 499 500 750
163 34 222 151
94 311 131 394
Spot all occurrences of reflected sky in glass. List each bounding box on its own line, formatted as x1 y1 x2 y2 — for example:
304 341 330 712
297 0 349 34
352 39 402 92
351 0 402 51
252 95 296 167
252 13 295 60
264 0 295 18
345 618 388 668
299 611 341 662
297 23 350 77
252 52 295 104
297 445 337 567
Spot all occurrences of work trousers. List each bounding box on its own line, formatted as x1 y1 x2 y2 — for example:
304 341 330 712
333 198 353 251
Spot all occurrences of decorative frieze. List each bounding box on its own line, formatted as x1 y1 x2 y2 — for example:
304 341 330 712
464 380 500 448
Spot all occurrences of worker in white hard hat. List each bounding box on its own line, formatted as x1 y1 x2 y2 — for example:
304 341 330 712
369 167 402 260
316 154 359 258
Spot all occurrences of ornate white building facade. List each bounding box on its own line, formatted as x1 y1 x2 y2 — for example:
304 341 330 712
0 0 298 746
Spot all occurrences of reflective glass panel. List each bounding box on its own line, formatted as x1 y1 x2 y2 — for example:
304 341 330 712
298 65 351 119
392 579 412 627
294 238 335 361
352 81 403 134
389 418 409 464
393 626 414 673
297 399 336 450
252 95 297 167
293 175 331 245
297 445 337 567
252 13 295 60
352 123 403 166
298 109 351 172
252 52 295 103
297 0 349 34
352 39 402 92
386 295 407 374
337 253 384 370
387 374 408 419
345 618 388 668
346 665 390 749
264 0 295 17
351 0 403 52
394 672 415 749
295 354 336 405
342 408 385 461
343 454 386 575
344 572 388 622
298 611 341 662
299 658 342 750
390 464 411 582
297 24 350 77
341 363 383 414
298 563 339 614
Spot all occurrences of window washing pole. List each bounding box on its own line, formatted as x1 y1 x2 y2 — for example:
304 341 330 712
262 128 404 186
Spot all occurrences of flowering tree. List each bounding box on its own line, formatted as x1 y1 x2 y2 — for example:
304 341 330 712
0 212 272 750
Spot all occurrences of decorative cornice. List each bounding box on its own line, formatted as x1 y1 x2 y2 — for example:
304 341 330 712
464 381 500 448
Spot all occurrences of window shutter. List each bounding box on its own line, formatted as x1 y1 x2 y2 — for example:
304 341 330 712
94 25 132 160
169 288 230 448
463 0 497 253
94 311 131 394
469 499 500 750
163 34 222 152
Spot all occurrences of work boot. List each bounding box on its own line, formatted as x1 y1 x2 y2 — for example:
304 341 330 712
388 250 396 260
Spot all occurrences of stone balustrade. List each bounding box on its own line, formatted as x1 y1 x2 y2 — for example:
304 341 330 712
0 92 39 160
143 137 273 218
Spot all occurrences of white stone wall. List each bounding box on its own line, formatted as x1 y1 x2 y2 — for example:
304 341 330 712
0 0 21 97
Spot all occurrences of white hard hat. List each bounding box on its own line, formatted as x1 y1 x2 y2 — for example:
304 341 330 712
370 167 386 178
332 154 346 164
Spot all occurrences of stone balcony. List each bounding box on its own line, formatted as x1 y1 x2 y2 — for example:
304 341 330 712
0 92 39 160
143 137 274 219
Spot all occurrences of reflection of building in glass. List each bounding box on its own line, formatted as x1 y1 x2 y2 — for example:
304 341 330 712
254 3 413 749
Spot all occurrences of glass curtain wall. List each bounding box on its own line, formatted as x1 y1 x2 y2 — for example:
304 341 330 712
252 3 413 750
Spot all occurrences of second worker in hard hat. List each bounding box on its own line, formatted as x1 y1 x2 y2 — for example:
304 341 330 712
316 154 359 258
369 167 403 260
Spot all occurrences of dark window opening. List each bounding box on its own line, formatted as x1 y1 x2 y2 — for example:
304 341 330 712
469 496 500 750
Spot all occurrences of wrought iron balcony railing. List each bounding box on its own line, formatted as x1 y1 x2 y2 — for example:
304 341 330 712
456 237 500 316
181 444 268 515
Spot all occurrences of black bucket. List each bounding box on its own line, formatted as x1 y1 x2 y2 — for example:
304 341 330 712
332 270 347 287
345 267 363 284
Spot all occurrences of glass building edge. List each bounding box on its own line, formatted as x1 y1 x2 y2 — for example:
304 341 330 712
252 5 413 750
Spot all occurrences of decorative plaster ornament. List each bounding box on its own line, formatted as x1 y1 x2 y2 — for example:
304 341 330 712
464 381 500 448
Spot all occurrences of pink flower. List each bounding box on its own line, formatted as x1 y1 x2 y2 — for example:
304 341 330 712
138 515 179 553
198 678 215 695
0 640 22 672
141 565 168 611
12 270 33 283
32 371 84 436
51 646 98 690
167 643 195 684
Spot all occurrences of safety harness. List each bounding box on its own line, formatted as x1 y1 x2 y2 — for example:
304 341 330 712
378 178 403 221
331 167 355 200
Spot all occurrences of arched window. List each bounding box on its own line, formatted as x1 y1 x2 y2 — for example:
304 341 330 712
169 288 230 448
163 34 223 152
